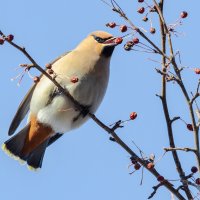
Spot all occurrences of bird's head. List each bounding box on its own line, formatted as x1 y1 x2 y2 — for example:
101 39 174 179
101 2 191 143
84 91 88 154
76 31 119 58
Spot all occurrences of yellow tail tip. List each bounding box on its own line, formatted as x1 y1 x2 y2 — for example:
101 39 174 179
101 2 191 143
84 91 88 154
27 165 40 172
2 143 26 165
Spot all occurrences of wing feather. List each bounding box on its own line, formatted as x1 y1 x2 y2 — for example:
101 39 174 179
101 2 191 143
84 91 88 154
8 51 71 136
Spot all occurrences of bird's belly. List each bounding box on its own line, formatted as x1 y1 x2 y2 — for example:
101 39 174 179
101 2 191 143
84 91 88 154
33 74 108 133
37 95 80 133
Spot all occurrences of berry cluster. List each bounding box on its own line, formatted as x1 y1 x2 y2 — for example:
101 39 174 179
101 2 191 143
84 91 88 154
0 34 14 45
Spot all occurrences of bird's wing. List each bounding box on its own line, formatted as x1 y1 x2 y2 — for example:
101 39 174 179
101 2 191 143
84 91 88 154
8 84 36 136
8 51 71 136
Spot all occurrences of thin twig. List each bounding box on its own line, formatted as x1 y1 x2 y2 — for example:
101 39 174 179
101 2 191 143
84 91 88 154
148 182 164 199
164 147 197 154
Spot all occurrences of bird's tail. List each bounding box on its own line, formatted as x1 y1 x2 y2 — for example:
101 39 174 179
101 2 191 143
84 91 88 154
2 124 50 171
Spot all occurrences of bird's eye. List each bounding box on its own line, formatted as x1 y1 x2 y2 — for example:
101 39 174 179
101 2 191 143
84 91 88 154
94 36 106 43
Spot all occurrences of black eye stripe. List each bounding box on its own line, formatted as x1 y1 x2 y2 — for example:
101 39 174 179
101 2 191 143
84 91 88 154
93 35 113 43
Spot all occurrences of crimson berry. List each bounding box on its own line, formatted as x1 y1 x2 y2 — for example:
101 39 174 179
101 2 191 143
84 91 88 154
33 76 40 83
133 37 139 44
126 41 134 47
109 137 116 142
134 163 141 170
130 156 137 164
47 69 54 75
0 38 4 45
124 44 132 51
150 6 157 12
130 112 137 120
150 27 156 34
137 7 145 14
115 37 123 44
71 76 79 83
106 22 116 28
181 11 188 19
124 41 134 51
196 178 200 185
120 25 127 32
45 63 52 69
157 175 164 182
147 162 154 169
187 124 193 131
6 34 14 42
194 68 200 74
142 16 148 22
191 166 198 173
138 0 144 2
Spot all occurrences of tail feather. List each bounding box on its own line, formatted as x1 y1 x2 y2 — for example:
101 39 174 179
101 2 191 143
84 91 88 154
2 124 30 162
2 123 51 170
27 138 50 170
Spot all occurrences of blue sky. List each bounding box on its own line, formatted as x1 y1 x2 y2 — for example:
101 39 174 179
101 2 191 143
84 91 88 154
0 0 199 199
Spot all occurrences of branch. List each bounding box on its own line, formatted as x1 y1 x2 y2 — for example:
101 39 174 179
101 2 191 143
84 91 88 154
164 147 197 154
154 0 200 174
109 0 169 58
148 182 164 199
156 0 193 199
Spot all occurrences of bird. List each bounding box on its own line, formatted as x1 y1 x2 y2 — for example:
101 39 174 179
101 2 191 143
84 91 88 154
2 31 119 170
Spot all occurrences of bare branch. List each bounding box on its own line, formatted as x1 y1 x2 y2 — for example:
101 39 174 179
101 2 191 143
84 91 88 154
148 182 164 199
164 147 197 154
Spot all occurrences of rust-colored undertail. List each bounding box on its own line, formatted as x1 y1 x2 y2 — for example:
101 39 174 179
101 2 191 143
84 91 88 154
2 115 54 170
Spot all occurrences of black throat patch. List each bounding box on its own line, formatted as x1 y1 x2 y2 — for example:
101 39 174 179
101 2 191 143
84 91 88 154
102 46 115 57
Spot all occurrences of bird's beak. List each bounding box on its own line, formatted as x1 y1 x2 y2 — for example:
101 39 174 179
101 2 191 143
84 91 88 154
103 37 118 46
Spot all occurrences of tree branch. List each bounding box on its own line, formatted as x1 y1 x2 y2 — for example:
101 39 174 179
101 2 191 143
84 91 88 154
153 0 200 175
156 0 193 199
164 147 197 154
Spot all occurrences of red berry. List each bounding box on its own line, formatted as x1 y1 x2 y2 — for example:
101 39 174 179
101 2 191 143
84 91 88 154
196 178 200 185
150 6 157 12
138 0 144 2
106 22 116 28
131 160 137 164
133 37 139 44
194 68 200 74
124 44 132 51
45 63 52 69
126 41 134 47
0 38 4 45
33 76 40 83
147 162 154 169
150 27 156 34
130 112 137 120
191 166 198 173
109 137 116 142
120 25 127 32
157 175 164 182
71 76 79 83
137 7 145 14
134 163 141 170
187 124 193 131
47 69 54 75
115 37 123 44
6 34 14 42
130 156 137 164
142 16 148 22
181 11 188 19
124 41 134 50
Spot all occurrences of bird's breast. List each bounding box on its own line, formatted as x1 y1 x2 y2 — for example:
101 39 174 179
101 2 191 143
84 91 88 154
30 56 110 133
